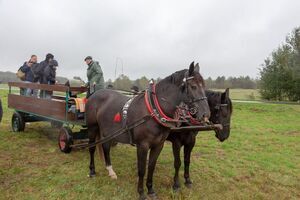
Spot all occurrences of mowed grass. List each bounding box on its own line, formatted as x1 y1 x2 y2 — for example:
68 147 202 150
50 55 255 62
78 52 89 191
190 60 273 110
0 89 300 200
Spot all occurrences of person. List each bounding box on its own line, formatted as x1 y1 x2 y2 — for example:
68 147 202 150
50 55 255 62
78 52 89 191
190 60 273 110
34 53 55 98
41 59 58 99
19 55 39 96
36 53 54 84
84 56 104 96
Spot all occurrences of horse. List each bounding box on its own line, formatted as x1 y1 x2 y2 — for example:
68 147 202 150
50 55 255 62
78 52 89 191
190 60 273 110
85 62 210 199
167 89 233 191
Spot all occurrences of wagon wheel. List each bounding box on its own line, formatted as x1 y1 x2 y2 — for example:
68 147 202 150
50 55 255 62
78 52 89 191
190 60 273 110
51 121 63 129
11 112 25 132
58 127 73 153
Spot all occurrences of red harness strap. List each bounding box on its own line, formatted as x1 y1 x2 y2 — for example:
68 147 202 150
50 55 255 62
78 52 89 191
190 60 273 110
151 83 173 121
144 83 175 128
144 83 202 127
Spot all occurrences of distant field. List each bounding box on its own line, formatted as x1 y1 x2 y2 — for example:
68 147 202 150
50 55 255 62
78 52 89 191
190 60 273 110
0 89 299 199
211 88 261 100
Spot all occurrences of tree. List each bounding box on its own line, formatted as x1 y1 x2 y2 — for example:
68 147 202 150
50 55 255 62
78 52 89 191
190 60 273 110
260 27 300 101
113 74 132 91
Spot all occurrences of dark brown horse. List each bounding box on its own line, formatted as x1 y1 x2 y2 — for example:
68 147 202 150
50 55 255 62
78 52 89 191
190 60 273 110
85 62 210 199
167 89 233 190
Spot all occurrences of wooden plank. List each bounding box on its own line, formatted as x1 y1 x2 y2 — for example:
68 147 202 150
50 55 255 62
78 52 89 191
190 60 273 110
8 94 66 121
8 82 68 92
70 87 88 93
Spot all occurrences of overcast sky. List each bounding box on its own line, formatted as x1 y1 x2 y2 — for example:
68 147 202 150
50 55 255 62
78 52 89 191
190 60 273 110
0 0 299 81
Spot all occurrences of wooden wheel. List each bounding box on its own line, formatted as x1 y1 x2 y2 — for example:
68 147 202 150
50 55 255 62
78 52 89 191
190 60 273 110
58 127 73 153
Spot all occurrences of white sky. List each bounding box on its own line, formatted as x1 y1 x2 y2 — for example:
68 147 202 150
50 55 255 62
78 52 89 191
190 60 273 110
0 0 299 81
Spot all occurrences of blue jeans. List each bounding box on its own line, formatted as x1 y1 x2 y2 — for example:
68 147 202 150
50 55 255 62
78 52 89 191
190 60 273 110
24 81 38 97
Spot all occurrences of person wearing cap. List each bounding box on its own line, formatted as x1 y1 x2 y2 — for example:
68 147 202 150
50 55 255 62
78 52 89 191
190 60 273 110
34 53 56 98
84 56 104 96
33 53 54 84
42 59 58 98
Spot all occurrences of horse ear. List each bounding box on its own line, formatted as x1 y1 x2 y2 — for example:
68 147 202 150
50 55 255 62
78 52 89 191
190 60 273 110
189 61 195 76
194 63 200 72
223 88 230 99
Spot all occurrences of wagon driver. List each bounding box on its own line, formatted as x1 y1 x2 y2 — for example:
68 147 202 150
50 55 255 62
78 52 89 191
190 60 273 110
84 56 105 97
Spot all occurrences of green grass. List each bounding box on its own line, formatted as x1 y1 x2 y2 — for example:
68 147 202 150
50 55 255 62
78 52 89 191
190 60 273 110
0 89 300 200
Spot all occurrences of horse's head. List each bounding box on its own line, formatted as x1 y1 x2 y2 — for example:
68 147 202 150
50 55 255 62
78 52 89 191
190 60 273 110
180 62 210 122
157 62 210 122
206 89 233 142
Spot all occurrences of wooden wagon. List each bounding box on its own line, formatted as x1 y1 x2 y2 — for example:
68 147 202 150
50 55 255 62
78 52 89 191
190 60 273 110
8 82 88 153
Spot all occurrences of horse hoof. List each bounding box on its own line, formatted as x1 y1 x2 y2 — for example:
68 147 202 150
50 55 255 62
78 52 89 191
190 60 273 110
88 173 96 178
172 184 180 192
139 194 147 200
184 182 192 188
148 192 158 200
109 174 118 179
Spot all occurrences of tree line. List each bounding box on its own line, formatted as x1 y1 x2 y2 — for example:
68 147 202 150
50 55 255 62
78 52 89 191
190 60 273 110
259 27 300 101
105 74 257 91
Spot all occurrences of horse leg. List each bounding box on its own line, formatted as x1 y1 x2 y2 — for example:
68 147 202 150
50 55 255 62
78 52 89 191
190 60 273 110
137 145 149 200
88 127 98 177
183 139 195 188
146 143 164 199
89 144 96 177
172 140 182 191
102 142 117 179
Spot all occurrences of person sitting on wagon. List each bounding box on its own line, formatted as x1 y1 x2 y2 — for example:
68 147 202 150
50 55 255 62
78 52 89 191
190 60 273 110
19 55 39 96
84 56 104 97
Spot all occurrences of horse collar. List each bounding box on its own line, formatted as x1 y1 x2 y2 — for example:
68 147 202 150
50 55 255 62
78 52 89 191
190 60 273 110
144 82 177 128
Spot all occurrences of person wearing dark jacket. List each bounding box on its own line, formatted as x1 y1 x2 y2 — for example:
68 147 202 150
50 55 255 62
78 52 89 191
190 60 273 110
42 59 58 99
84 56 104 97
19 55 38 96
35 53 54 84
35 53 55 98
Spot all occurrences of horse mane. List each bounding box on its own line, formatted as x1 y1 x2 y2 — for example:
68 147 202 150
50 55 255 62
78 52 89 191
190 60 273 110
159 69 205 86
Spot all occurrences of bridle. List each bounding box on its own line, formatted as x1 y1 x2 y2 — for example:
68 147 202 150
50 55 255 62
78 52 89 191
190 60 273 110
214 103 231 128
145 77 209 128
181 74 208 116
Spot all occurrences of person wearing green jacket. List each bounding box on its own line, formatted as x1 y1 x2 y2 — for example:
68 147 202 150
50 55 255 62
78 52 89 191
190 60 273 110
84 56 105 96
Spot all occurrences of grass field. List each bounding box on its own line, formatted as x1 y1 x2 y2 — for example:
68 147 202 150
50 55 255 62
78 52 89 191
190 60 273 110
0 89 300 200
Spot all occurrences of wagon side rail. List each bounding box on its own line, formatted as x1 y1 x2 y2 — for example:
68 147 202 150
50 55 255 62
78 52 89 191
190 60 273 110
7 82 87 125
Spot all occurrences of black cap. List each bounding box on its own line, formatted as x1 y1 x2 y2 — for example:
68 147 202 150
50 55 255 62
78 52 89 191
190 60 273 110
46 53 54 60
84 56 92 61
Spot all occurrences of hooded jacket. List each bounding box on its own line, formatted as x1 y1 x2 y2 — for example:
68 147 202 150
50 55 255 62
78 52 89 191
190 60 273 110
87 61 104 90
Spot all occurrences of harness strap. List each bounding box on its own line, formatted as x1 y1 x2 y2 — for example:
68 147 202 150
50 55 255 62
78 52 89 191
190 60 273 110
70 115 151 149
122 96 137 145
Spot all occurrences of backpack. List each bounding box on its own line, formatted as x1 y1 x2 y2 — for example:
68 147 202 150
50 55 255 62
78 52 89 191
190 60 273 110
16 69 25 81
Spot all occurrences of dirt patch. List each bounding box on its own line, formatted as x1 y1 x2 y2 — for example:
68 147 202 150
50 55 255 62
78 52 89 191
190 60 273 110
283 131 300 136
250 107 267 113
233 175 252 182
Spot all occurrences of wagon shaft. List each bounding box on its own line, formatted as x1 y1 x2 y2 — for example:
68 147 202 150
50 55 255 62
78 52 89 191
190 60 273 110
170 124 223 132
